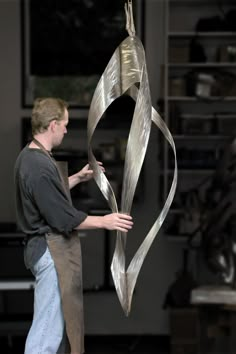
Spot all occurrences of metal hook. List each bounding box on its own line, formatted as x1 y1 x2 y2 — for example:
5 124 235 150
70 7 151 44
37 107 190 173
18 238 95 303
125 0 136 37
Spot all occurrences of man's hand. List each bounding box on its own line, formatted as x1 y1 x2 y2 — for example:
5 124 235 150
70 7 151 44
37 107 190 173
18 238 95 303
69 161 105 189
103 213 133 233
77 213 133 233
76 163 94 183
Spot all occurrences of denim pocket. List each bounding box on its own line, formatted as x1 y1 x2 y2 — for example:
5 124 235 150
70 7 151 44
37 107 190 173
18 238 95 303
32 247 54 276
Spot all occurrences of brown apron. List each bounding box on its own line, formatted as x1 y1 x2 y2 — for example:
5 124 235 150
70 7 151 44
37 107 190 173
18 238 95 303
46 231 84 354
32 140 85 354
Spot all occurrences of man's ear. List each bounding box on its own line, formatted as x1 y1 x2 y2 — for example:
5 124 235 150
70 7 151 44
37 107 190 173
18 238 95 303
49 119 57 132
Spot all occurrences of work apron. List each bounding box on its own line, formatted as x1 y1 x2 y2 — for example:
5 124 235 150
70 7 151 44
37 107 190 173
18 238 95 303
46 231 84 354
32 140 85 354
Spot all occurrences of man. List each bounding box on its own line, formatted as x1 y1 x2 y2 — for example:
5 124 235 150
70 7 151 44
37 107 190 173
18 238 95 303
14 97 133 354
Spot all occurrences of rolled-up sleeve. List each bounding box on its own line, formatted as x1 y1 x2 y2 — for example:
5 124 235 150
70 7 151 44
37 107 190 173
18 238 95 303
31 171 87 236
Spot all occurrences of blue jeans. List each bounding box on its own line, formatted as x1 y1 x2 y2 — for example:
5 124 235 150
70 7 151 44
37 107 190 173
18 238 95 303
25 247 64 354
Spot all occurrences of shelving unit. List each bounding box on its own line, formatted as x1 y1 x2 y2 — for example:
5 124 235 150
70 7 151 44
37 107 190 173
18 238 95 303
161 0 236 240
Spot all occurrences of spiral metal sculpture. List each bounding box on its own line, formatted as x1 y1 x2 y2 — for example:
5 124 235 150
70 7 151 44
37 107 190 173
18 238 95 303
87 0 177 315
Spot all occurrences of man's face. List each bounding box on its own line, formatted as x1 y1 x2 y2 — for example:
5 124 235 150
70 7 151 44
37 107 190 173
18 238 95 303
52 109 69 147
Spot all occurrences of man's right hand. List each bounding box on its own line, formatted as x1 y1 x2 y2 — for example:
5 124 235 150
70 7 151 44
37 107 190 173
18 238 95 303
103 213 133 233
77 213 133 232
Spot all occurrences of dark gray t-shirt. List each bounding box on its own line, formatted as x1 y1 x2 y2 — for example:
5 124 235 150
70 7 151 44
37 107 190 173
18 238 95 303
14 146 87 268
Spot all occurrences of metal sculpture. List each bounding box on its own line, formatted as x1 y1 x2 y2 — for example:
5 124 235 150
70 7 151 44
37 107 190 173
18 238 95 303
87 0 177 315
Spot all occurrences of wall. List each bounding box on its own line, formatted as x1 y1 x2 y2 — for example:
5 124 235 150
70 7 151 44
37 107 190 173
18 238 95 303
0 0 183 335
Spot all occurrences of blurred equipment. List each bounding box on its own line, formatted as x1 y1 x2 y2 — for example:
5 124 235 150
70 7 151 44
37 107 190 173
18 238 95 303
186 137 236 285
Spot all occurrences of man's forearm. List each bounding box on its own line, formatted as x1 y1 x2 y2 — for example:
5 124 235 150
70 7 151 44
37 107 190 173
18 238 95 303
75 213 133 233
75 215 104 229
68 174 80 190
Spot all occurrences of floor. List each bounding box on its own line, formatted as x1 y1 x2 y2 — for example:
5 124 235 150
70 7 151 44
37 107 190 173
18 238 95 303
0 335 170 354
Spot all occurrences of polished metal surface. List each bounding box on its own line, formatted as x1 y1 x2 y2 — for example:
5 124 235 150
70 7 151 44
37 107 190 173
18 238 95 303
87 0 177 315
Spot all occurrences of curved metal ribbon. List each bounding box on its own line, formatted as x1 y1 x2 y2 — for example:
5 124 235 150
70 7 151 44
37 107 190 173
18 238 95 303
87 4 177 316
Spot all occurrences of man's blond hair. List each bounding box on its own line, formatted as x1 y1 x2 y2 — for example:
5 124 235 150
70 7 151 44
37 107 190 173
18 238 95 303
31 98 68 135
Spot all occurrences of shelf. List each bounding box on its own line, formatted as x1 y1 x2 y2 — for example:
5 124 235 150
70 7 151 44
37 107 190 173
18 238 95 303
53 150 125 165
167 169 215 175
167 96 236 101
157 112 236 120
168 31 236 38
166 235 188 242
173 134 230 140
0 280 35 291
169 0 236 4
168 62 236 68
53 150 87 158
180 113 236 119
159 169 215 176
168 208 184 215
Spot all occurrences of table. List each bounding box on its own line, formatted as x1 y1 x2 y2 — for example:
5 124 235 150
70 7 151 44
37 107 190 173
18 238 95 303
191 285 236 354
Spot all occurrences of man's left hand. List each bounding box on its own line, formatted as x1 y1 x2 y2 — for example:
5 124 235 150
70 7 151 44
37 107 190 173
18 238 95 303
77 161 105 183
